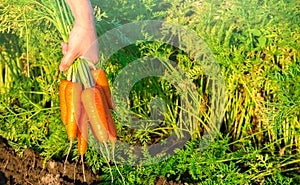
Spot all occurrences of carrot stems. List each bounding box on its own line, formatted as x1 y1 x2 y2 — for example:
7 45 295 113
66 65 73 81
77 59 95 89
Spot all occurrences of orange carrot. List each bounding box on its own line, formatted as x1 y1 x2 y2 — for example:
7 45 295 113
65 82 82 141
78 108 88 156
97 87 117 138
97 87 125 184
81 87 109 143
59 79 71 125
91 68 115 110
78 107 88 182
63 82 82 174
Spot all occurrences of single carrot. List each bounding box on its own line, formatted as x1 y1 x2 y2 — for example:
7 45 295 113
65 82 82 141
81 87 109 143
59 79 71 125
82 87 115 183
98 87 125 184
63 82 82 174
97 86 117 159
78 107 88 182
91 68 115 110
78 108 88 156
97 87 117 139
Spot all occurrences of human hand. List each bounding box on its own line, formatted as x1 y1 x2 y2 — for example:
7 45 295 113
59 22 99 71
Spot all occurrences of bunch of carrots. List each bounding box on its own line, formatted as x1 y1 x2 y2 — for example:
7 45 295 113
59 60 124 183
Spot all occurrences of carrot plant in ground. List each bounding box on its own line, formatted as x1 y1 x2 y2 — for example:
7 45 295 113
99 136 298 184
98 0 300 183
0 0 299 184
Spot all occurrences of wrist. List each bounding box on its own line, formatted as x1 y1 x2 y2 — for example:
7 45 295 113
66 0 95 26
73 10 95 27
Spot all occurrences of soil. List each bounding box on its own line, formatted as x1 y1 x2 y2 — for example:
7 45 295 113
0 136 101 185
0 136 183 185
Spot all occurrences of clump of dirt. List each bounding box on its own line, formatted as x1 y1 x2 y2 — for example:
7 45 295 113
0 136 101 185
155 176 183 185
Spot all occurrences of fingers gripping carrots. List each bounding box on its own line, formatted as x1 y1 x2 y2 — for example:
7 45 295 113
59 60 124 184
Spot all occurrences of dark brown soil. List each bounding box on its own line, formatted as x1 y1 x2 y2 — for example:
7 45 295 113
155 176 183 185
0 136 101 185
0 136 185 185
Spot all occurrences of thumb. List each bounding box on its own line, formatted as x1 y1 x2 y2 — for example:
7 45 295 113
59 50 78 71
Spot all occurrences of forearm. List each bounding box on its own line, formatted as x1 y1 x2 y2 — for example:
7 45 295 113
66 0 95 27
59 0 98 71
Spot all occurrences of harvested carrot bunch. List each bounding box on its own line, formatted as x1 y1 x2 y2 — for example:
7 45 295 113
59 59 124 184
